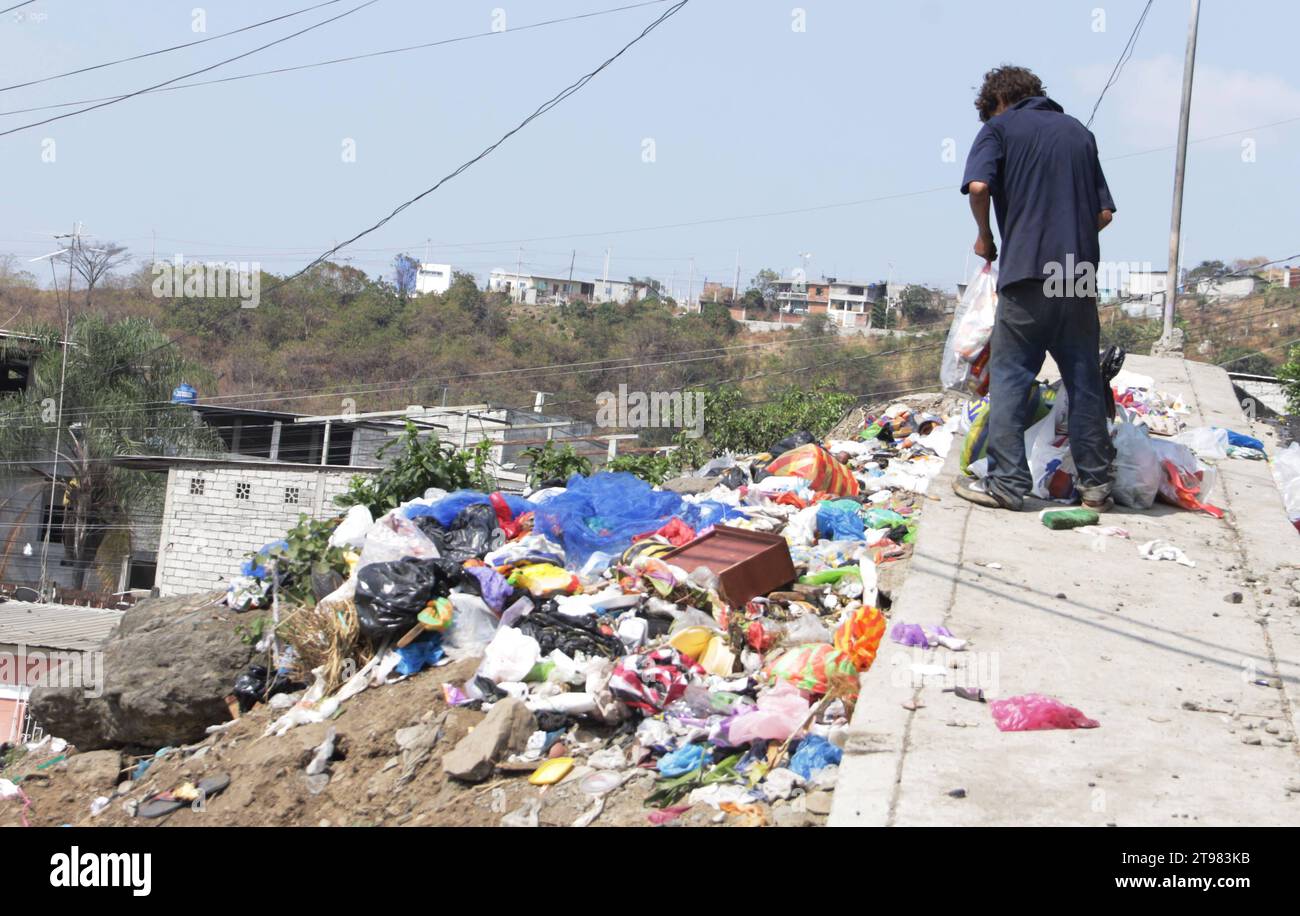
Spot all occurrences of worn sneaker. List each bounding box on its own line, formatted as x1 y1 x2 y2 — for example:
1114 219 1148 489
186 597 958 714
952 475 1023 511
1078 483 1113 512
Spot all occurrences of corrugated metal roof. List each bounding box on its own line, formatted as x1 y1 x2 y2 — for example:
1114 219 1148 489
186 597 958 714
0 601 124 651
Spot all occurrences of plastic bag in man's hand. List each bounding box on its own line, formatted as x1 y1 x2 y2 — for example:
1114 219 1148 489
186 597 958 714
989 693 1099 731
940 262 998 395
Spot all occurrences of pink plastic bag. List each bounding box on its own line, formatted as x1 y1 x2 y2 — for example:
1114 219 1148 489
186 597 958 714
726 682 810 744
989 693 1099 731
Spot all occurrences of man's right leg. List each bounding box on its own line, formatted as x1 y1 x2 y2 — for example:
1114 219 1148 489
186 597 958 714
984 279 1051 508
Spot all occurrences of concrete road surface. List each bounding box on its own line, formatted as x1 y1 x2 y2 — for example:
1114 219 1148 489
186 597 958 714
831 354 1300 827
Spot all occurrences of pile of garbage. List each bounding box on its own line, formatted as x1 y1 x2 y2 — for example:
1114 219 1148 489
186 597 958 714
221 409 955 822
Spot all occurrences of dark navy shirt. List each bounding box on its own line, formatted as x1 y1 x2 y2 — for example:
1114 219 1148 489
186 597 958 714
961 96 1116 292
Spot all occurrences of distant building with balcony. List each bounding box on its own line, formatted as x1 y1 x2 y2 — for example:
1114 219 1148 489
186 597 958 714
770 277 829 315
826 278 887 326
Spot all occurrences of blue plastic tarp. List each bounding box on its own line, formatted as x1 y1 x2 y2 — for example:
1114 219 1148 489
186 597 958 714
532 472 743 568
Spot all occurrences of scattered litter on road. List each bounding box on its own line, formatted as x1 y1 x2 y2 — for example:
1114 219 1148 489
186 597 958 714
990 694 1100 731
1138 539 1197 568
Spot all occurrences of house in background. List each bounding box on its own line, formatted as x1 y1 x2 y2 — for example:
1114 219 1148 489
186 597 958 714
488 269 596 305
770 277 829 315
415 262 454 296
826 278 886 327
593 278 651 305
0 600 123 744
1196 274 1261 302
1263 266 1300 289
119 400 600 597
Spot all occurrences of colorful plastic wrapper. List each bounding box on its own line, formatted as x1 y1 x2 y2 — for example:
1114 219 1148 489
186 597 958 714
609 647 703 715
764 444 860 497
763 643 859 696
508 562 580 596
833 604 886 672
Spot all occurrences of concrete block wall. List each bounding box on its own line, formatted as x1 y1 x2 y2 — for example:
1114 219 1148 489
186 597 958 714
155 464 359 596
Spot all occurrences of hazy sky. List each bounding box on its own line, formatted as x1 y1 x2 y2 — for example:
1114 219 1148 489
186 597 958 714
3 0 1297 294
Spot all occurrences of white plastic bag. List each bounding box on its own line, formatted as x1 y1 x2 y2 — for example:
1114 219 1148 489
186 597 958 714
443 593 499 655
1272 442 1300 521
357 511 439 567
1112 422 1163 509
1172 426 1229 460
940 263 998 394
329 504 374 550
478 626 542 683
1026 385 1075 500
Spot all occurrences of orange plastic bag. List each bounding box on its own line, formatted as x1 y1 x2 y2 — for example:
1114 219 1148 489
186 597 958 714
833 604 886 672
1159 460 1224 519
765 444 859 497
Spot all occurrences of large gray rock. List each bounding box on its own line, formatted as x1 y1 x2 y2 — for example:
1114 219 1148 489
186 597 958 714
29 592 255 751
65 750 123 791
442 698 535 783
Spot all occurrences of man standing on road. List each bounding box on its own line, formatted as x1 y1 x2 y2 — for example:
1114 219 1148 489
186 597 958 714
955 65 1117 511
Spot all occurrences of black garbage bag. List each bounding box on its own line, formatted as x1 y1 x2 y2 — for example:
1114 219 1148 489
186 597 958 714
412 515 444 539
1100 344 1126 419
517 606 624 659
232 665 268 713
424 503 505 562
770 430 815 456
534 710 569 731
717 467 747 489
355 558 453 642
311 564 345 602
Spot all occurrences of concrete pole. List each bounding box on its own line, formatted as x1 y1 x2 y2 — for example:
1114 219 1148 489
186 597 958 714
1160 0 1200 353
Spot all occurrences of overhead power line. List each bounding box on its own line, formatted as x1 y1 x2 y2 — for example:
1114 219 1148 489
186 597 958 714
0 0 349 94
273 0 691 290
118 0 691 370
1085 0 1154 129
0 0 380 138
0 0 674 117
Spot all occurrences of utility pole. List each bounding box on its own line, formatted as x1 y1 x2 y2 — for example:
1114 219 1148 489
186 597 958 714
38 221 81 601
732 248 741 305
687 257 695 312
515 245 523 303
602 247 611 302
1158 0 1200 355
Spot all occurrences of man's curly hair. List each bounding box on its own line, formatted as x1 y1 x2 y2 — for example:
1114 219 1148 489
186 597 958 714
974 65 1045 122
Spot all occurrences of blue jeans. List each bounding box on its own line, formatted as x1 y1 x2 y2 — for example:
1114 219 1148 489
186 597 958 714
984 278 1114 505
